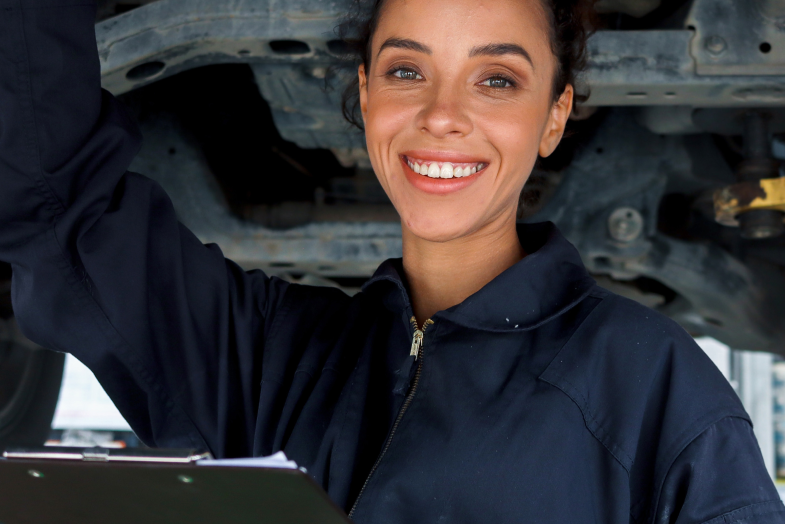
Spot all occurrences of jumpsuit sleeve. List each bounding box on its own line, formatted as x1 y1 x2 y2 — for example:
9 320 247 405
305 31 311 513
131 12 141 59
656 416 785 524
0 0 290 457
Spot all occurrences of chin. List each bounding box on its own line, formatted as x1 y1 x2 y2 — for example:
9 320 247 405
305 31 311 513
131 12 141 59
401 209 481 243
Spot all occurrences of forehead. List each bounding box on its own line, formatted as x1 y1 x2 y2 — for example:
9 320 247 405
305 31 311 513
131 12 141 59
373 0 552 57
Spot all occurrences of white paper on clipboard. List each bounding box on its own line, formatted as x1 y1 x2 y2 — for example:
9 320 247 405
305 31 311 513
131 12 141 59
196 450 298 469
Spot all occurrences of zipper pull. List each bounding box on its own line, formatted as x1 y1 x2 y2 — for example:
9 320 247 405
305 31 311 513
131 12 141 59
408 317 433 360
394 318 433 397
410 329 424 360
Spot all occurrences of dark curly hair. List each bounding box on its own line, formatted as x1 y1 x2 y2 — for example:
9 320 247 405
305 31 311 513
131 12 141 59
336 0 595 131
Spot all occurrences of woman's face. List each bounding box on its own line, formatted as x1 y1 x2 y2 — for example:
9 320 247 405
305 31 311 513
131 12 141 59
359 0 573 243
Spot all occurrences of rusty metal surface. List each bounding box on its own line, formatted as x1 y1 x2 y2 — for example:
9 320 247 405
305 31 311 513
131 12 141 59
95 0 363 150
714 177 785 226
584 30 785 107
94 2 785 114
686 0 785 76
95 0 351 94
91 0 785 153
529 110 785 353
127 111 402 277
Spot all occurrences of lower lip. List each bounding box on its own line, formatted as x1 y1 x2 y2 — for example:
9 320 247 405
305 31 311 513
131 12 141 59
400 156 485 195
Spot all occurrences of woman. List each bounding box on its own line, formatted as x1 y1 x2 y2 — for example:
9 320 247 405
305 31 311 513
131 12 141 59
0 0 782 522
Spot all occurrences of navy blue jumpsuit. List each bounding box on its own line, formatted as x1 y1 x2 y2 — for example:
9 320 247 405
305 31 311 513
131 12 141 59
1 1 784 522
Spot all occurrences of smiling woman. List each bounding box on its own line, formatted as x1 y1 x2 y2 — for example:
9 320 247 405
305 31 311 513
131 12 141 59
0 1 783 524
340 0 582 323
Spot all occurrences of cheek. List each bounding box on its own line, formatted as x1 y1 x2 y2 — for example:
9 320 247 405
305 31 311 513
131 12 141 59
478 104 544 193
366 91 418 146
364 92 421 191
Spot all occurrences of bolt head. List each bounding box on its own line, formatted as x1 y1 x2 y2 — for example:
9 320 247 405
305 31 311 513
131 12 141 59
705 35 727 55
608 207 644 242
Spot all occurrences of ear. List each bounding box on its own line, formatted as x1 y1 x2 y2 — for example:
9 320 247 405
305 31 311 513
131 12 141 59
538 84 574 158
358 63 368 125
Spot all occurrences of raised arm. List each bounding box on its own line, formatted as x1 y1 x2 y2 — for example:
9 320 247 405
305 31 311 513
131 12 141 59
0 0 290 456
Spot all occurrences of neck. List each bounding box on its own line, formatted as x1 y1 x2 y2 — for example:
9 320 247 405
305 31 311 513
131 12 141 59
402 210 526 325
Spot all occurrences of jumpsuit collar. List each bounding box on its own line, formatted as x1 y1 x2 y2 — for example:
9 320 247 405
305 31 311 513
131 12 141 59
362 222 597 332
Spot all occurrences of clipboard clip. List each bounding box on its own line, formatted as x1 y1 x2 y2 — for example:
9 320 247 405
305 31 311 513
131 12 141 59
2 446 213 464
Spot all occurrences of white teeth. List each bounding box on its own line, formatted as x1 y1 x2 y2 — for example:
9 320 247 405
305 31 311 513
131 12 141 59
407 158 484 178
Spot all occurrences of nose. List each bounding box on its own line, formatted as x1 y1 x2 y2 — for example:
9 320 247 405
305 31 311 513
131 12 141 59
415 83 473 139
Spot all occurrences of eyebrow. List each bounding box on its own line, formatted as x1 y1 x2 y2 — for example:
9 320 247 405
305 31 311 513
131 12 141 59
376 38 534 70
377 37 433 58
469 43 534 69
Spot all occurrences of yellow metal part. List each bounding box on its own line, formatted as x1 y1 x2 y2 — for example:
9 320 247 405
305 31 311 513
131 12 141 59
714 177 785 226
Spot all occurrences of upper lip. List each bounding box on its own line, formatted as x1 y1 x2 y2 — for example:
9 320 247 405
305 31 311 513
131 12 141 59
401 150 490 164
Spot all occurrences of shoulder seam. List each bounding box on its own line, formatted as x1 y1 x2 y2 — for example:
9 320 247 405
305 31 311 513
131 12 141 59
542 369 634 472
538 291 635 473
588 288 610 299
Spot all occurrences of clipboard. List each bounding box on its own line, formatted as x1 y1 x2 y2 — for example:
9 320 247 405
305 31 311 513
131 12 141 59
0 447 351 524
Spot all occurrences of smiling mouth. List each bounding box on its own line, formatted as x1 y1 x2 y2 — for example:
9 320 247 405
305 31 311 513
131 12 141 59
403 156 488 179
